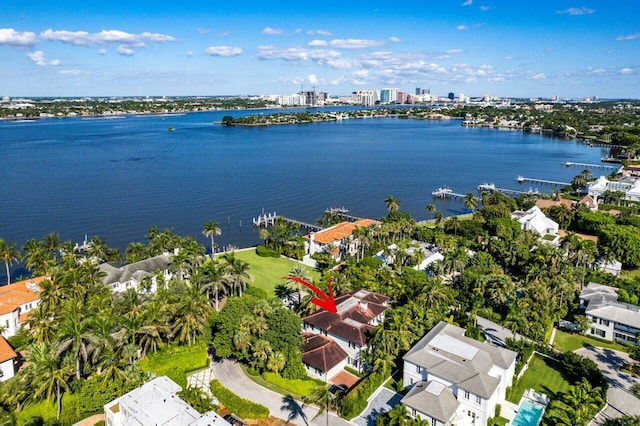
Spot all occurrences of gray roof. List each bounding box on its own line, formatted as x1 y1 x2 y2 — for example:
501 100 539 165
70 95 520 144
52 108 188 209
580 282 619 305
404 322 517 398
586 303 640 329
99 254 170 285
402 380 460 423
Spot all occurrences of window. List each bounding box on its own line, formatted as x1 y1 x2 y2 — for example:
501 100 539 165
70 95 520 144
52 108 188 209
475 395 481 404
349 341 356 349
594 329 605 338
416 365 422 373
464 390 470 399
411 409 416 417
431 418 437 426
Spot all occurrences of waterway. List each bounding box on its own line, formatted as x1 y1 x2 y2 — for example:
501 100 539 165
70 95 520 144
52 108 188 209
0 108 607 273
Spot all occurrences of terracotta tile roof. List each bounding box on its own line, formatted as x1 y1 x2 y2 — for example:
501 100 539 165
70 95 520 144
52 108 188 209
308 219 380 245
303 289 389 346
0 276 46 316
579 195 598 208
0 336 18 363
301 333 348 373
535 197 574 210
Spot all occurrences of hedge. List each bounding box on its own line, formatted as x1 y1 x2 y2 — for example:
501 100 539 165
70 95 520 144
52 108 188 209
338 372 385 419
210 380 269 419
262 372 318 396
256 244 280 258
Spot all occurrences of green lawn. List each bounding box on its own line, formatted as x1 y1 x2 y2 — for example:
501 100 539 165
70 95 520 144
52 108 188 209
553 329 629 353
139 340 210 388
508 355 571 404
229 249 321 297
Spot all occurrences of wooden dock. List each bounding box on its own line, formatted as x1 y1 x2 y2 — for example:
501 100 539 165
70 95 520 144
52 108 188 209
252 211 323 231
478 183 539 196
565 161 616 170
516 176 570 186
431 187 466 199
325 207 364 221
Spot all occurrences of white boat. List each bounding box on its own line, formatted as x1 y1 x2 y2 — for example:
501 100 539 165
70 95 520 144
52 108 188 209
478 183 495 191
431 186 453 197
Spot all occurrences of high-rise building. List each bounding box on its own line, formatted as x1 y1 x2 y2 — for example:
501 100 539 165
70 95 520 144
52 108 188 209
397 91 407 104
356 90 378 106
415 87 421 96
380 88 398 104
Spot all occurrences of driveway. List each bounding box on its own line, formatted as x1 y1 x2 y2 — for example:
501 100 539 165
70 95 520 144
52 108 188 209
476 316 526 347
211 358 352 426
575 346 640 418
352 387 403 426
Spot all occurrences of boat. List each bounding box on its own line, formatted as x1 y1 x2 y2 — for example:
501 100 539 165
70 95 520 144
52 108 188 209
517 176 525 183
431 186 453 197
168 127 175 132
477 183 495 191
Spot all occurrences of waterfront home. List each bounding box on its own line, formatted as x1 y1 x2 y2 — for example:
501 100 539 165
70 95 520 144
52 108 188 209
98 252 172 293
305 219 380 261
301 332 348 381
0 336 17 382
402 321 517 426
104 376 230 426
0 276 47 338
511 206 560 244
588 175 640 202
302 289 389 374
579 282 640 345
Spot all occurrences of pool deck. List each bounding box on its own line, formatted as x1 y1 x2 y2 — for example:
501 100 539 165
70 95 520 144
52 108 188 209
501 400 519 422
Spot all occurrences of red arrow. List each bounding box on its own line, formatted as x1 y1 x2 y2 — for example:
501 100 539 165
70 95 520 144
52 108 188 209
283 275 337 314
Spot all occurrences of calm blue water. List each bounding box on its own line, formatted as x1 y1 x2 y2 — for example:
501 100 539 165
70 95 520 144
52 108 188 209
0 108 606 273
512 398 546 426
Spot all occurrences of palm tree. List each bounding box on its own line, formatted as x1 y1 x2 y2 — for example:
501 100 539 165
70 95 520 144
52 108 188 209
202 221 222 254
286 265 310 305
125 242 150 263
56 301 97 380
387 404 409 426
0 239 19 285
28 342 72 421
172 286 212 346
308 385 343 426
222 253 253 297
385 195 400 213
464 192 478 212
426 203 436 214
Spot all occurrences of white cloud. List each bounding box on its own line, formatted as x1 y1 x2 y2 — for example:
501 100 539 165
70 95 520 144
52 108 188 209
0 28 38 47
117 45 135 56
197 28 211 35
58 69 86 76
557 7 595 15
308 74 318 85
479 5 495 11
257 45 342 64
26 50 61 66
532 73 546 80
308 40 328 47
97 48 107 55
457 25 469 31
447 49 464 54
504 55 513 60
40 29 175 47
204 45 242 57
353 69 369 78
621 67 633 75
461 0 473 6
262 27 284 35
390 36 401 43
217 32 231 37
329 39 385 49
617 33 640 41
187 51 193 57
316 30 332 36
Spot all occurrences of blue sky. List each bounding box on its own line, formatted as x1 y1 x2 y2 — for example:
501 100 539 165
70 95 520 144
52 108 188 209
1 1 639 98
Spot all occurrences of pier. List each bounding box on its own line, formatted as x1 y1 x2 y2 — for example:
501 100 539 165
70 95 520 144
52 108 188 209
516 176 571 186
253 211 323 231
432 187 466 199
565 161 616 170
325 207 364 222
478 183 539 196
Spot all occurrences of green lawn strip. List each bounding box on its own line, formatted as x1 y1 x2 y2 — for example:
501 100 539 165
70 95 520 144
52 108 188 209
508 355 570 404
231 249 321 297
139 340 209 388
210 379 269 419
239 364 321 400
553 329 629 353
263 372 323 397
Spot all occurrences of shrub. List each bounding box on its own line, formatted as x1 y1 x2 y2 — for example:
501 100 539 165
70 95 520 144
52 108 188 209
256 244 280 258
360 257 383 270
339 372 385 419
210 380 269 419
263 372 318 396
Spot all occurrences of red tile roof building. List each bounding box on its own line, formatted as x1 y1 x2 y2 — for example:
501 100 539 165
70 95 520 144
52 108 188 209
306 219 380 260
0 336 18 382
0 276 47 338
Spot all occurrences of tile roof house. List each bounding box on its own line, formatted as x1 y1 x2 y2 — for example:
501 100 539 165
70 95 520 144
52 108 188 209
402 322 517 426
0 276 47 338
580 282 640 345
104 376 230 426
0 336 18 382
306 219 380 260
301 332 348 381
511 206 559 244
302 289 389 374
98 253 172 293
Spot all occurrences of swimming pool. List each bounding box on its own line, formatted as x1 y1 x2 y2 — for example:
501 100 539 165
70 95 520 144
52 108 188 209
510 398 546 426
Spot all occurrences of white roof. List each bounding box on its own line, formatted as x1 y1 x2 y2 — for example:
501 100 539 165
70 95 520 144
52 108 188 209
430 333 479 360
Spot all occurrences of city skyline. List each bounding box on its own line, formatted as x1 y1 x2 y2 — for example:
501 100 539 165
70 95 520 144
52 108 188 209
1 1 639 98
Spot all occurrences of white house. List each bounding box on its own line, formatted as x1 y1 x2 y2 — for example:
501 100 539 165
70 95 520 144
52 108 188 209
306 219 380 260
0 276 46 338
579 282 640 345
98 253 172 293
402 322 517 426
511 206 559 243
587 175 640 202
301 332 348 381
104 376 230 426
374 242 444 274
0 336 18 382
302 289 389 375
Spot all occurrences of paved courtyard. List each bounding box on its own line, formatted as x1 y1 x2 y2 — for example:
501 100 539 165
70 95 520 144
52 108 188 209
353 387 403 426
